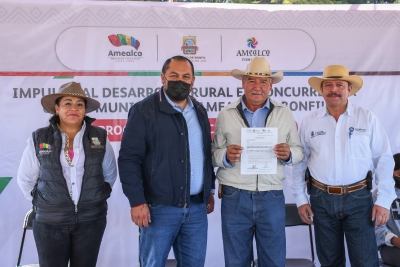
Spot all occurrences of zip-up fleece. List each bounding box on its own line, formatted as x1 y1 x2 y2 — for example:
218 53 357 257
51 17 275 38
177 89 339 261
212 97 304 191
119 90 215 208
32 116 110 224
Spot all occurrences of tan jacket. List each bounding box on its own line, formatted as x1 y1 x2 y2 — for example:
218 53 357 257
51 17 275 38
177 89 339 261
212 98 304 191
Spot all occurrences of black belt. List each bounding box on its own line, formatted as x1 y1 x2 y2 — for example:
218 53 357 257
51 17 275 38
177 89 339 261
190 192 203 199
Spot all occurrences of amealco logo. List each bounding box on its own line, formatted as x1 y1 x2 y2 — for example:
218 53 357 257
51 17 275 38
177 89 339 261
237 37 270 61
39 143 52 155
108 34 143 59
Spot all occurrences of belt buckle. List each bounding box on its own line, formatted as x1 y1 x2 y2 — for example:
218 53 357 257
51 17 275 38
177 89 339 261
328 186 345 195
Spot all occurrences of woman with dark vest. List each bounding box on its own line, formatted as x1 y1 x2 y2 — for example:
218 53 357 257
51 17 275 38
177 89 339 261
17 82 117 267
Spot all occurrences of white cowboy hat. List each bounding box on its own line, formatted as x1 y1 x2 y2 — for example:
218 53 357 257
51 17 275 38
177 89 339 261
308 65 363 96
41 82 100 114
231 57 283 84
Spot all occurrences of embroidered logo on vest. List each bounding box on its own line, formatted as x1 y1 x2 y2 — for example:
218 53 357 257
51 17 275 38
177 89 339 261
39 143 52 155
91 137 104 149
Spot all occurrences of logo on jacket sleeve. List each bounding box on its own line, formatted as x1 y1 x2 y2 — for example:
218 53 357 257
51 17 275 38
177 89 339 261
91 137 104 149
39 143 52 155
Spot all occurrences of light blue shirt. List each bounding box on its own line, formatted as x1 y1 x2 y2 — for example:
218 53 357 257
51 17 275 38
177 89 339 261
163 90 204 195
241 96 271 127
223 96 291 167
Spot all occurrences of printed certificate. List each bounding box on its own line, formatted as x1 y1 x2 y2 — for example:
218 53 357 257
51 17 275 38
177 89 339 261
240 128 278 175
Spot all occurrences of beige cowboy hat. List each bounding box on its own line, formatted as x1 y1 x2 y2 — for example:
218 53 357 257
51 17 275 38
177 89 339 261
308 65 363 96
41 82 100 114
231 57 283 84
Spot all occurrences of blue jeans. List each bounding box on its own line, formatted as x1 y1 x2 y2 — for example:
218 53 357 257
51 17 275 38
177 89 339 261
221 185 286 267
310 185 379 267
32 217 106 267
139 195 208 267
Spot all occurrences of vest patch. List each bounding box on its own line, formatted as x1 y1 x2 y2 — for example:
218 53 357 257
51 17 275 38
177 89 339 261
39 143 52 155
91 137 104 149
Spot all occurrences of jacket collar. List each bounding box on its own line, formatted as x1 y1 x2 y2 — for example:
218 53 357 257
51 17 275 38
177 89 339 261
158 88 182 114
240 95 270 113
226 96 283 111
231 96 277 128
158 87 201 114
162 88 194 111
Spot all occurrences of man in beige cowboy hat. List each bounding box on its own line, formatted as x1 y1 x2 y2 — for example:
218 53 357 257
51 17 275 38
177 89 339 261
292 65 396 266
212 57 304 267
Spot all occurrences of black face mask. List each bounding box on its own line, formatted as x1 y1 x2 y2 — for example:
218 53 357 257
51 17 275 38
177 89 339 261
165 80 191 102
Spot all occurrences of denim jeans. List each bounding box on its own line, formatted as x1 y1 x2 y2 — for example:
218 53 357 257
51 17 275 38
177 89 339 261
221 185 286 267
32 217 106 267
139 195 208 267
310 185 379 267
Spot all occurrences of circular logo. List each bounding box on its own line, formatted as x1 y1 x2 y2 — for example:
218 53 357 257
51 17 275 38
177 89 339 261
247 37 258 49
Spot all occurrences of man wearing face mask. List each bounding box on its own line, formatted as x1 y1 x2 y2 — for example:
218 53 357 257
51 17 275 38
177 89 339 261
374 153 400 267
119 55 215 267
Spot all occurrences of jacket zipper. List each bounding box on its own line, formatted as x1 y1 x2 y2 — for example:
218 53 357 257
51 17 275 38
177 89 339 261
182 114 189 209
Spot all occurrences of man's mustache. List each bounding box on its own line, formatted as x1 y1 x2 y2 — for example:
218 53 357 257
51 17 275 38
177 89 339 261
327 92 342 97
250 91 264 95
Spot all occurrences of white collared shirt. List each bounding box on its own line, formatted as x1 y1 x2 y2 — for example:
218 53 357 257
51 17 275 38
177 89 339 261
17 121 117 203
292 101 396 209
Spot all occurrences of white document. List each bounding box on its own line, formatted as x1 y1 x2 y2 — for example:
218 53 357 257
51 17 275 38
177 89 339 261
240 128 278 175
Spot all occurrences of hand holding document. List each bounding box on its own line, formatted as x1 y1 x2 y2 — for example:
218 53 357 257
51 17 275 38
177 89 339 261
240 128 278 175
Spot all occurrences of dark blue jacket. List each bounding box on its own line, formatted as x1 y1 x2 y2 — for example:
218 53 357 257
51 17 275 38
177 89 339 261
118 89 215 208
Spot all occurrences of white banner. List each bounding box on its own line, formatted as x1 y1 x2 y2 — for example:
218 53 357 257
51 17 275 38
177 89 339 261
1 2 400 267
